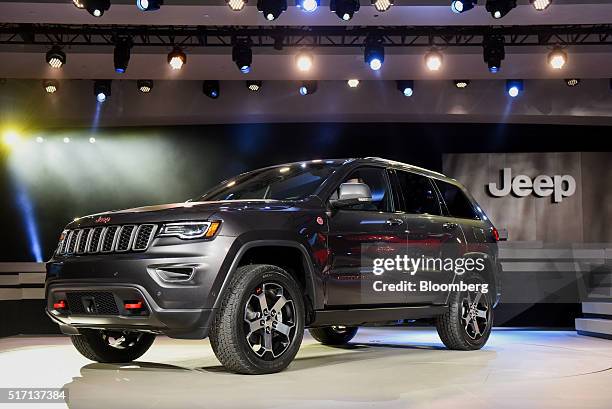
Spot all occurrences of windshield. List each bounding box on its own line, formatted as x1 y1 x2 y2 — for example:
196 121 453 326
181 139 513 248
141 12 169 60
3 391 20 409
197 162 340 201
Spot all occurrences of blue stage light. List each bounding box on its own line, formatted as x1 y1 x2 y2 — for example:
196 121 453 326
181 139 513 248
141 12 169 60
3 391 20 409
451 0 476 13
364 40 384 71
506 79 523 97
396 80 414 97
297 0 318 12
15 185 43 262
137 0 163 11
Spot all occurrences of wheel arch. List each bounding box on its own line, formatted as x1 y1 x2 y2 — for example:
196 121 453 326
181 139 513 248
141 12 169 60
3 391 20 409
462 251 500 307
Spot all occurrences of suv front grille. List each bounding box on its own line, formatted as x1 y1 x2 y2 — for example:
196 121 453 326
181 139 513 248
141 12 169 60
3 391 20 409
56 224 157 257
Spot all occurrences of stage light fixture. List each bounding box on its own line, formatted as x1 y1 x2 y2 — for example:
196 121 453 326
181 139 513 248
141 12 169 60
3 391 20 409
548 46 567 69
2 130 21 147
233 41 253 74
36 136 44 143
73 0 84 8
364 37 384 71
257 0 287 20
330 0 360 21
425 50 443 71
203 80 220 99
347 79 360 88
137 79 153 93
82 0 111 17
93 80 111 103
43 80 58 94
483 34 505 73
247 80 262 92
63 137 71 143
295 51 314 72
168 47 186 70
565 78 580 87
46 46 66 69
451 0 476 13
227 0 247 10
113 38 132 74
530 0 551 10
396 80 414 97
299 81 318 96
297 0 319 12
485 0 516 19
454 80 470 89
89 137 96 143
137 0 163 11
506 79 523 97
371 0 393 12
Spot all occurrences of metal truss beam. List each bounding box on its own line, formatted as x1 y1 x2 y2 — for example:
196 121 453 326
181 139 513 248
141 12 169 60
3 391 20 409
0 24 611 48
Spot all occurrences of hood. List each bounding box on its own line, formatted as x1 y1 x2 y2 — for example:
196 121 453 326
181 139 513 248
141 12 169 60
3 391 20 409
68 199 297 228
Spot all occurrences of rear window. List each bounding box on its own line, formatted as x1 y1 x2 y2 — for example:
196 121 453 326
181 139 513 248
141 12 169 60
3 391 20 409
435 180 479 220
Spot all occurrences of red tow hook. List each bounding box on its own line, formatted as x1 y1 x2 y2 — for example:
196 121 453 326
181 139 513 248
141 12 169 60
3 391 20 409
124 301 144 310
53 300 66 310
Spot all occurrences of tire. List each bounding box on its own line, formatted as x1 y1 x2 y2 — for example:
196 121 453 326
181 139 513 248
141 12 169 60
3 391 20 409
436 272 493 350
309 326 358 345
70 329 155 363
209 264 305 374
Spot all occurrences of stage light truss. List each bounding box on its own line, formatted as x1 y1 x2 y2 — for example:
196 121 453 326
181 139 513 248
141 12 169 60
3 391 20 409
1 24 611 48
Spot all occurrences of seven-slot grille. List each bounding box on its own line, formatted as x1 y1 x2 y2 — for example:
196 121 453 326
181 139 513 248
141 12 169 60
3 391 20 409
56 224 157 256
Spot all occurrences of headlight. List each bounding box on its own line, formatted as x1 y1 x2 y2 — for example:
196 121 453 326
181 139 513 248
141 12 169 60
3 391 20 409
158 221 221 240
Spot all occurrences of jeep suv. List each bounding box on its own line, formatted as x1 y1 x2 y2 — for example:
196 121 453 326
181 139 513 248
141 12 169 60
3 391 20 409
46 157 502 374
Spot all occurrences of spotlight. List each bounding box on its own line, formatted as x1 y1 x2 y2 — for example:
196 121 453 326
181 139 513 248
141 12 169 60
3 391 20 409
299 81 318 96
247 80 262 92
451 0 476 13
233 41 253 74
227 0 247 10
36 136 44 144
548 46 567 70
82 0 111 17
114 38 132 74
46 46 66 69
43 79 58 94
330 0 360 21
203 80 220 99
2 130 21 147
454 80 470 89
486 0 516 19
530 0 551 10
257 0 287 20
483 34 505 73
297 0 319 12
89 137 96 144
425 50 443 71
93 80 111 102
168 47 186 70
137 79 153 93
371 0 393 12
137 0 163 11
396 80 414 97
565 78 580 87
347 79 360 88
364 37 384 71
506 79 523 98
73 0 84 8
295 51 314 72
63 137 71 144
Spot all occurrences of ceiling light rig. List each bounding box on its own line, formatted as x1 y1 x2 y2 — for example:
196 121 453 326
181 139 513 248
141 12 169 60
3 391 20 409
82 0 111 17
247 80 262 92
347 79 360 88
548 46 567 69
454 80 470 89
483 34 505 73
297 0 319 12
46 46 66 69
167 47 186 70
233 40 253 74
530 0 551 11
565 78 579 87
396 80 414 97
227 0 247 11
137 0 163 11
72 0 84 9
43 80 58 94
295 51 314 72
506 79 523 97
330 0 360 21
137 79 153 93
114 37 132 74
93 80 111 102
299 80 318 96
257 0 287 21
486 0 516 19
203 80 220 99
364 36 384 71
371 0 393 13
425 49 443 71
451 0 476 14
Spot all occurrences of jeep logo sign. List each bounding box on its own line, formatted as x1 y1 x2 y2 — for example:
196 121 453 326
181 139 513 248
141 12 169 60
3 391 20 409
487 168 576 203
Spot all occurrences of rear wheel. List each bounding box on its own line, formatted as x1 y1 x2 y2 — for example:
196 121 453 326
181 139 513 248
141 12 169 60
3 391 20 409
209 264 305 374
70 329 155 363
436 272 493 350
309 326 358 345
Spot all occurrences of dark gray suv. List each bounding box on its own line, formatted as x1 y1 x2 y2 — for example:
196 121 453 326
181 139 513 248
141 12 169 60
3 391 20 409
46 157 502 374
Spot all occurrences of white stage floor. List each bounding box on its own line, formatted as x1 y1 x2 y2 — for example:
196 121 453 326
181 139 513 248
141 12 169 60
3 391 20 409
0 328 611 409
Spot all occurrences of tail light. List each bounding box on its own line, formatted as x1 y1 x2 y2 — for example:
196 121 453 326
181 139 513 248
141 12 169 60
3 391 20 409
492 227 500 242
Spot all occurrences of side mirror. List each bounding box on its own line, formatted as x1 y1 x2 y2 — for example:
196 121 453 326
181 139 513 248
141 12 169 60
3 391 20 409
331 182 373 208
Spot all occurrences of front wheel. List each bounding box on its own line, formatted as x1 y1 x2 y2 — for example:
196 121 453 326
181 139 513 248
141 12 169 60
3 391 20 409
436 273 493 350
309 326 358 345
70 329 155 363
209 264 305 374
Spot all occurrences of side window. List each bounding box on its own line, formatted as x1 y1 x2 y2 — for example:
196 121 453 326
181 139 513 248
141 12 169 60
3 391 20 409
333 167 393 212
434 180 479 220
395 171 441 215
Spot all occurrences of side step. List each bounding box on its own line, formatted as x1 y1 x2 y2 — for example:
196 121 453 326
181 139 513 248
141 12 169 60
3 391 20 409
310 305 448 327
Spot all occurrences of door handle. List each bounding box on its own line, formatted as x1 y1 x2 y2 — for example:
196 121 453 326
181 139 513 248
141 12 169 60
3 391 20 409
386 218 404 226
443 222 458 230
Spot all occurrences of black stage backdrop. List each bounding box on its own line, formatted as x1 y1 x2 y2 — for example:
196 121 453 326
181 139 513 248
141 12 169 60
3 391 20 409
1 122 611 329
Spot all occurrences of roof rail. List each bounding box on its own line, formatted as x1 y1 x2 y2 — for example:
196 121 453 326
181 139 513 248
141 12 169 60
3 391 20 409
363 157 447 178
